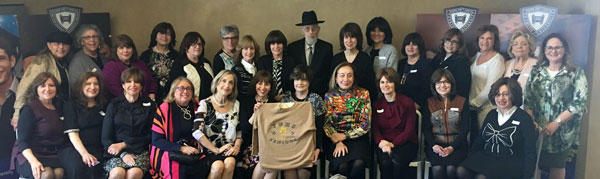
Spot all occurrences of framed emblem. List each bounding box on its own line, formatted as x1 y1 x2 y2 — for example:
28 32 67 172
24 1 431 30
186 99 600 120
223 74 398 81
445 6 478 32
520 5 558 36
47 5 82 33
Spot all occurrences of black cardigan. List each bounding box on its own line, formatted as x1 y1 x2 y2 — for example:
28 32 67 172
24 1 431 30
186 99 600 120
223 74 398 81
430 53 472 98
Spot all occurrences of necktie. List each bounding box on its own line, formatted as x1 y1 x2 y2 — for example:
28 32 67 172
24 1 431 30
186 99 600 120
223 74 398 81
307 46 313 66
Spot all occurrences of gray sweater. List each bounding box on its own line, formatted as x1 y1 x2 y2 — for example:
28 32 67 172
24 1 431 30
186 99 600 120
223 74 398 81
68 50 108 86
364 44 399 73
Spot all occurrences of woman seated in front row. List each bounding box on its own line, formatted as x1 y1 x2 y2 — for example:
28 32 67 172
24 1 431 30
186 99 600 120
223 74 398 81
324 62 371 179
192 70 242 179
281 65 327 179
422 69 470 179
372 67 418 179
16 72 65 179
150 77 209 179
458 78 537 179
102 68 156 179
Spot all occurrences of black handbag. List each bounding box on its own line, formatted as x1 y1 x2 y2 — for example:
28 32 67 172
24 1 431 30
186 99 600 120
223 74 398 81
168 139 206 165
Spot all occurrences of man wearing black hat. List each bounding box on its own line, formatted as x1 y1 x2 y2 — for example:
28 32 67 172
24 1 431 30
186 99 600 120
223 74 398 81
288 10 333 97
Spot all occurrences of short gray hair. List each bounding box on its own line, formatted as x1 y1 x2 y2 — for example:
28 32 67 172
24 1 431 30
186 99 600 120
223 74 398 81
220 24 239 37
74 24 104 49
507 30 536 58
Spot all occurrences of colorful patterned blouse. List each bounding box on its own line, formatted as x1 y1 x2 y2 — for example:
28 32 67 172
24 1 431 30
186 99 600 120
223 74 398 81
324 87 371 139
524 66 588 153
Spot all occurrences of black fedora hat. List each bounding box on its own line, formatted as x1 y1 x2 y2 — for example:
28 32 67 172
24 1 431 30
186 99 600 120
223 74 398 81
295 11 325 26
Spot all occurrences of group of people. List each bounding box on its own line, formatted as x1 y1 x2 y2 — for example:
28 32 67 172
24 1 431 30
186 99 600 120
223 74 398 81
0 9 588 179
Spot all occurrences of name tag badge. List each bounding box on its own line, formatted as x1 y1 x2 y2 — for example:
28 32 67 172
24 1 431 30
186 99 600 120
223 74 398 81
377 109 384 113
59 116 64 120
91 68 98 72
410 69 418 73
379 56 386 60
450 108 459 111
143 102 151 106
512 120 520 125
523 73 530 77
99 111 106 116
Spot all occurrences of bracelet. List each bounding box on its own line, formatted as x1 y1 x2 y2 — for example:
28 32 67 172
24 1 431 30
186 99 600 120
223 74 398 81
119 152 128 158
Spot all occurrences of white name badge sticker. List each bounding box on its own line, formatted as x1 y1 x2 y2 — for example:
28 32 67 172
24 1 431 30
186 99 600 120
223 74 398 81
523 73 530 77
377 109 384 113
410 69 418 73
99 111 106 116
512 120 520 125
59 116 64 120
143 102 152 106
451 108 459 111
379 56 386 60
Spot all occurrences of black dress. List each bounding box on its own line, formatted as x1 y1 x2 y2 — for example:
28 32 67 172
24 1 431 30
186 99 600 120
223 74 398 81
16 99 65 178
60 101 106 179
460 108 537 179
331 51 377 102
397 57 433 108
430 53 472 98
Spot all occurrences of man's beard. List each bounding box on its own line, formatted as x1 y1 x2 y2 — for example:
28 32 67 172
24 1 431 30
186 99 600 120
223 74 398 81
305 37 317 46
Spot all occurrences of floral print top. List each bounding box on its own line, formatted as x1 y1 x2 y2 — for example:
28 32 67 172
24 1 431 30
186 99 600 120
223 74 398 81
524 66 588 153
324 87 371 139
140 49 176 89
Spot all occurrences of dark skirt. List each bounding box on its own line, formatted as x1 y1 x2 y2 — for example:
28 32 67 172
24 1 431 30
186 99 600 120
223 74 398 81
59 146 105 179
425 143 468 166
326 135 371 170
16 156 62 179
460 151 524 179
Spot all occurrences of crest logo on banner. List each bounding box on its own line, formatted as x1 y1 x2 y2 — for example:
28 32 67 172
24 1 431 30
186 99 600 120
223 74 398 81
520 5 558 36
445 6 478 32
47 5 82 33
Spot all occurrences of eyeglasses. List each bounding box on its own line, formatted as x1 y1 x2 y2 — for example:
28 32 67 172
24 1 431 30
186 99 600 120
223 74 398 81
495 93 510 97
435 81 451 86
302 25 320 32
545 46 563 51
176 86 193 92
190 42 204 47
444 39 459 45
222 36 239 41
82 35 99 40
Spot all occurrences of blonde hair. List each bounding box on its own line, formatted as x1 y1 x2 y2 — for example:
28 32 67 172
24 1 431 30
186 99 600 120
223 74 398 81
210 70 238 100
164 77 197 103
507 30 536 58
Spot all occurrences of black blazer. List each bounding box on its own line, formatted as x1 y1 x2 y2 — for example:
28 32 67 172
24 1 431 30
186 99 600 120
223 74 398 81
288 38 333 96
430 53 472 98
256 55 300 95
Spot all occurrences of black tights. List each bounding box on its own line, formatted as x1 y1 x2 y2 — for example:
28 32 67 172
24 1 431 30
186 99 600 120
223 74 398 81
457 166 486 179
335 159 365 179
432 165 457 179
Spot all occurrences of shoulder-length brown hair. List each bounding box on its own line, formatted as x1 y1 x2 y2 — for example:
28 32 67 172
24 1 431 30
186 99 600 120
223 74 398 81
249 70 276 99
488 77 523 107
536 33 577 72
234 35 260 65
438 28 467 57
72 72 106 107
430 68 457 100
111 34 139 62
474 25 500 52
376 67 401 94
23 72 60 104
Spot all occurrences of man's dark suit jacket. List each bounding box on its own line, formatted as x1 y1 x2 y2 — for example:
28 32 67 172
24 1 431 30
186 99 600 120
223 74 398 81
287 38 333 97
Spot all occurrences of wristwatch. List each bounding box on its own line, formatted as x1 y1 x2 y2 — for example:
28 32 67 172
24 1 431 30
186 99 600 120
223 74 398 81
554 117 562 125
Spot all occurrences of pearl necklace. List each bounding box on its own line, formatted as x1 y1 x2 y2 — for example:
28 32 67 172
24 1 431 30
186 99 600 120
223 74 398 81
212 96 227 107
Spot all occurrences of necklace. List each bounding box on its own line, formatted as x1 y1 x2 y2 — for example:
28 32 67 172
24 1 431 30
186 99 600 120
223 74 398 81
176 103 192 120
212 96 227 107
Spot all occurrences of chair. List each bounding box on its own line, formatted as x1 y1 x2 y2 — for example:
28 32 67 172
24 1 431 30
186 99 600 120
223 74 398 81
376 110 429 179
409 110 430 179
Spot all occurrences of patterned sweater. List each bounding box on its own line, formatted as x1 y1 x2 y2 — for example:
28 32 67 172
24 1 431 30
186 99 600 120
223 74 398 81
324 87 371 139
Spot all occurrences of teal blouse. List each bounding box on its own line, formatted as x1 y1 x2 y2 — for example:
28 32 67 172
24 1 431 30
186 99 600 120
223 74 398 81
524 65 588 153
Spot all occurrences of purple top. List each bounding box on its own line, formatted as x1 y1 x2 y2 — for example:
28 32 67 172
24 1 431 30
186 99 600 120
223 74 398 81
102 60 158 98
